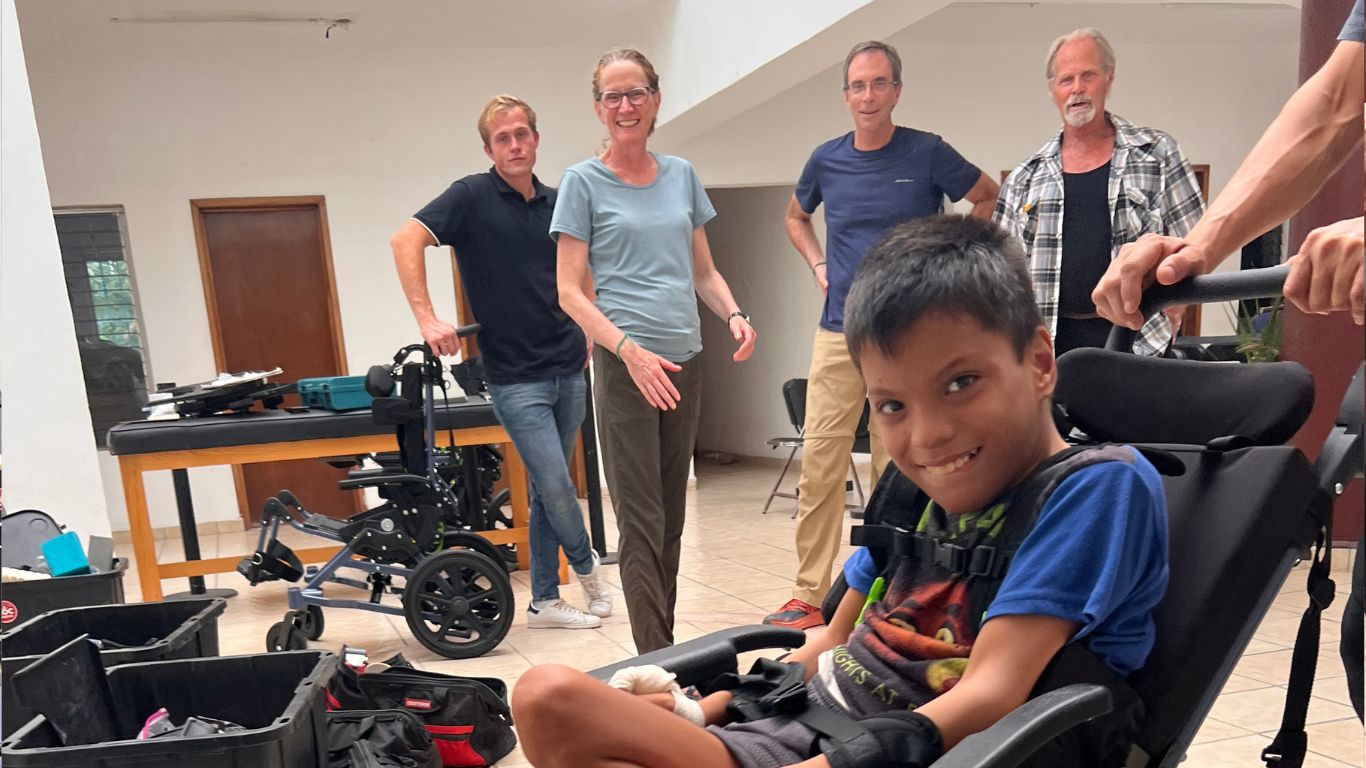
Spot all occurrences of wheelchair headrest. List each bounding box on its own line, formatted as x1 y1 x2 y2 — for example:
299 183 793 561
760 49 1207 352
1055 350 1314 446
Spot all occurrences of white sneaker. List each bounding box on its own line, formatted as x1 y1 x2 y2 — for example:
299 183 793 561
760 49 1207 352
526 599 601 629
578 551 614 618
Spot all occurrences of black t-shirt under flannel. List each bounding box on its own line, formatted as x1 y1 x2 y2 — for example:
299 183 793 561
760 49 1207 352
412 170 585 385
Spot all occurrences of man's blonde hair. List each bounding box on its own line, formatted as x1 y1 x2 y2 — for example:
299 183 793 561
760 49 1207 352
477 95 537 146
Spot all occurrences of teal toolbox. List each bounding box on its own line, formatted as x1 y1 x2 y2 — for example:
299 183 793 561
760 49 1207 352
297 376 373 411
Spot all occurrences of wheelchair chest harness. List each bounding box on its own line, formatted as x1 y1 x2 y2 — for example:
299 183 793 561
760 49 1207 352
853 444 1130 633
715 445 1140 768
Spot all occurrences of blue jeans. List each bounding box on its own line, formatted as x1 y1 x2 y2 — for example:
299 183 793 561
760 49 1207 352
487 373 593 602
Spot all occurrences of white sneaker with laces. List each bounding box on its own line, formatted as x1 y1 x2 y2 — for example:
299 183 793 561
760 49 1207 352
578 551 614 618
526 599 601 629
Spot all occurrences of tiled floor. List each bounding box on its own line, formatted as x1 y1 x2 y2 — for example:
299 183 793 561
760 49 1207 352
113 459 1363 767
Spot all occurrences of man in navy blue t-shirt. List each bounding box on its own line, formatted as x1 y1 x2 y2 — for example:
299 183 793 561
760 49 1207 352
391 95 613 631
766 41 999 630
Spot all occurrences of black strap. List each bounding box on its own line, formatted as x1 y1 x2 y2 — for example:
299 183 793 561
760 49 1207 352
801 705 885 768
1262 494 1336 768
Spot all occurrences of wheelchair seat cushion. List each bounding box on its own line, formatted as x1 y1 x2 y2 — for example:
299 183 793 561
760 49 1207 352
1055 350 1313 446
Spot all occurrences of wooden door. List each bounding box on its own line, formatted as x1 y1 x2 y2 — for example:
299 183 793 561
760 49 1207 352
192 196 360 525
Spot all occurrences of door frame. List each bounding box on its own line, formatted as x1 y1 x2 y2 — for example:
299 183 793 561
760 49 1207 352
190 195 350 525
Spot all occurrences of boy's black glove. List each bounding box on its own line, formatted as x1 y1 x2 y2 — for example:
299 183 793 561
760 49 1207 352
822 710 944 768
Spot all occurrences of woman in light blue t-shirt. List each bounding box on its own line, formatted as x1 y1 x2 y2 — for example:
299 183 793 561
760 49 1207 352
551 47 757 654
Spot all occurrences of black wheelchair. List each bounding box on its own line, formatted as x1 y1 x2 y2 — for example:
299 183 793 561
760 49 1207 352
592 267 1362 767
237 326 517 660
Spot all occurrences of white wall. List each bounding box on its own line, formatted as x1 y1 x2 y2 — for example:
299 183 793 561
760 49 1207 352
697 186 828 458
1 0 111 542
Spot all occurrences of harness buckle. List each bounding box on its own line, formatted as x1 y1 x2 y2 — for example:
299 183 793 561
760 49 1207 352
933 543 968 573
968 545 1000 577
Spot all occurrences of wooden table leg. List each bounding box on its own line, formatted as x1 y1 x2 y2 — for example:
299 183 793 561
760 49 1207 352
501 442 534 574
118 458 163 601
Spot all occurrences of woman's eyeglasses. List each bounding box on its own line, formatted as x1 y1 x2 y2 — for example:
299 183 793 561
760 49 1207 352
597 87 656 108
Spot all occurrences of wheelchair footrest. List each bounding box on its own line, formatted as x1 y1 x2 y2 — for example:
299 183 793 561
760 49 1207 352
236 540 304 585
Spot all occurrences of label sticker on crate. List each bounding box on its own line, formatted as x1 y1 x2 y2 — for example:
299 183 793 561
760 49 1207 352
1 600 17 624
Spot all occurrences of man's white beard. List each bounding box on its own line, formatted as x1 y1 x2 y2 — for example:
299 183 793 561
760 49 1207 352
1064 103 1096 128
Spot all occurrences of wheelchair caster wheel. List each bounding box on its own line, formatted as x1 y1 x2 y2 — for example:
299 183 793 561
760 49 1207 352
403 549 514 659
299 604 325 640
266 619 307 652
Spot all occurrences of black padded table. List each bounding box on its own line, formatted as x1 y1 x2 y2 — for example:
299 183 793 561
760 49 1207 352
107 398 534 601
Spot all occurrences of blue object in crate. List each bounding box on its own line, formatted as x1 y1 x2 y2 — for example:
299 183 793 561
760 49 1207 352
297 375 373 411
41 532 90 577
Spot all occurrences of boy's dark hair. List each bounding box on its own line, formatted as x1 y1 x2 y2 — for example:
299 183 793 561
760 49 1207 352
845 215 1042 365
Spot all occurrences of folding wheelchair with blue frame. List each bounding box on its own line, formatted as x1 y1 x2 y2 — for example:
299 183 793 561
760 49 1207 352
237 326 518 660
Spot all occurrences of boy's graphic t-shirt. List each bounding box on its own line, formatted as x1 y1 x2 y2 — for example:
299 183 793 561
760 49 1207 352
815 446 1169 717
815 500 1002 715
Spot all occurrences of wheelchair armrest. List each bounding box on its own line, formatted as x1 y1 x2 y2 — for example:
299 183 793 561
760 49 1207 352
345 467 388 480
337 473 430 491
589 625 806 687
929 684 1112 768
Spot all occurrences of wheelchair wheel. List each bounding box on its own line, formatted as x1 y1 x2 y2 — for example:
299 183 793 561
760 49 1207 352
265 620 307 652
483 487 512 530
441 530 509 569
300 604 325 640
480 488 518 569
403 549 514 659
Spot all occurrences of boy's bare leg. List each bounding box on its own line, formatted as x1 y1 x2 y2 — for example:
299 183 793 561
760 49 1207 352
513 664 742 768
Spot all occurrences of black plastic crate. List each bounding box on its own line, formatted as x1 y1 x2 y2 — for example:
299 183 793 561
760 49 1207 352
1 557 129 630
0 598 227 737
1 648 337 768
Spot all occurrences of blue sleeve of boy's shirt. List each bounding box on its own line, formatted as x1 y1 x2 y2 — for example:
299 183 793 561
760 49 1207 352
843 547 877 595
984 452 1169 675
1341 0 1364 42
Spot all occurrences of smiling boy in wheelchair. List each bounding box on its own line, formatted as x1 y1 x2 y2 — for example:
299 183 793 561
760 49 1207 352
512 215 1170 768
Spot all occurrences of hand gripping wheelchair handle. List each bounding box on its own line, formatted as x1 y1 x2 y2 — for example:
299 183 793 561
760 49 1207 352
1105 265 1289 352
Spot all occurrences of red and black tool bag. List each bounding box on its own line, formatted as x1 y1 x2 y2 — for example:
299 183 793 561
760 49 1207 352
358 667 516 767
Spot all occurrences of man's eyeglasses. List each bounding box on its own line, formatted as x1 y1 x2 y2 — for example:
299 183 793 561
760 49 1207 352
844 78 899 96
597 87 656 108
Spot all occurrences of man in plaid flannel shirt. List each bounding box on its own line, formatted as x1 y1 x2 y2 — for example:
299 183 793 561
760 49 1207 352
995 28 1204 356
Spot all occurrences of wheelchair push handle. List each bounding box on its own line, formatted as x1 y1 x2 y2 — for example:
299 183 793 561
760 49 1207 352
1105 265 1289 352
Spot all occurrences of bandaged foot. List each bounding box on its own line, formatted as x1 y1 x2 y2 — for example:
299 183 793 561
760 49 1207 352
607 665 705 726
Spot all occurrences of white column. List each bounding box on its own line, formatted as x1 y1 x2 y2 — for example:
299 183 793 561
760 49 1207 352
1 0 112 542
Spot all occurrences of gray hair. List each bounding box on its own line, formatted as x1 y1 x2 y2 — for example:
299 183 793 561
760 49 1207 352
842 40 902 88
1044 28 1116 81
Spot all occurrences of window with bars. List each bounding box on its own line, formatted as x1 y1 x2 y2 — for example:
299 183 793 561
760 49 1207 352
56 209 149 448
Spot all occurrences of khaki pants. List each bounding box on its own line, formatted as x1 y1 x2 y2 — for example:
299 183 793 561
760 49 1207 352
792 328 889 605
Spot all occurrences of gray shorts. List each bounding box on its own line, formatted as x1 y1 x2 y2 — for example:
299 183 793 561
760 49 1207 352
705 684 842 768
707 717 822 768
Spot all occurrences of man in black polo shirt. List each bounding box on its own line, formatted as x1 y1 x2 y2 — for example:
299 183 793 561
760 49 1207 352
391 94 612 630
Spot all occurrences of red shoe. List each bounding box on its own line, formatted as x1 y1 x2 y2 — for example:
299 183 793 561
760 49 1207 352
762 599 825 629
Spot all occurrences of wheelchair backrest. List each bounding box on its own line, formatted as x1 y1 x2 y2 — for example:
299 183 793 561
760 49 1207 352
1055 350 1323 766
